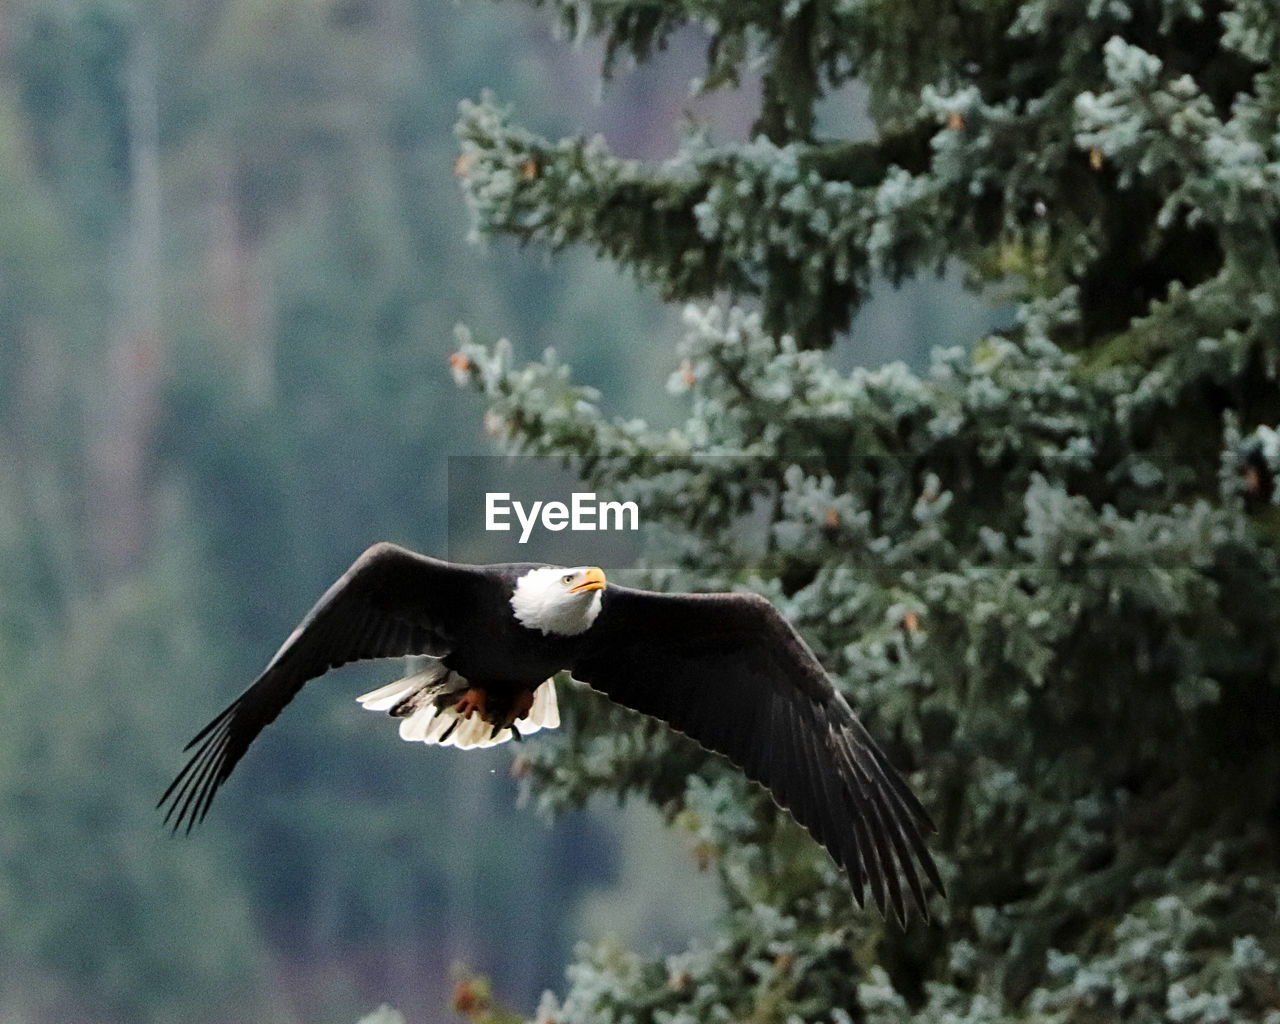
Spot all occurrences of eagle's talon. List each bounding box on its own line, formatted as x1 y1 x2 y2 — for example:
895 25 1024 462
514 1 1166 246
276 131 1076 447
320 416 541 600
510 688 536 725
454 687 488 720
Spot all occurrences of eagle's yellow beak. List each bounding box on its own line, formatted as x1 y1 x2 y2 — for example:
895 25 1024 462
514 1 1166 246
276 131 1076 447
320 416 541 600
568 566 607 594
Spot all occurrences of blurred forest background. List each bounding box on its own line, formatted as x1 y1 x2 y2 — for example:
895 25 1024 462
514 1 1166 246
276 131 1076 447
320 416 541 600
0 1 991 1022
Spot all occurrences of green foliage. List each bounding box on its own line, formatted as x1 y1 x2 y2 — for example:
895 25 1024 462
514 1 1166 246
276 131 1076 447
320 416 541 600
0 481 273 1020
11 0 133 240
454 0 1280 1021
456 96 935 347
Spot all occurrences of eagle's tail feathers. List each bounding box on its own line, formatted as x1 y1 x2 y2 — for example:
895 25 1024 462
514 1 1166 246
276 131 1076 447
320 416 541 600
358 672 560 750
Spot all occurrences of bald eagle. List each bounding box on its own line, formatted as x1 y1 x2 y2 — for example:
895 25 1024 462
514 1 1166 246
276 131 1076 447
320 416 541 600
160 543 943 921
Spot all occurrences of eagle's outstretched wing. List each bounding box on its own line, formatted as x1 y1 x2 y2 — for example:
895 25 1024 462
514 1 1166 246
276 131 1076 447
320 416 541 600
158 544 486 832
572 586 943 922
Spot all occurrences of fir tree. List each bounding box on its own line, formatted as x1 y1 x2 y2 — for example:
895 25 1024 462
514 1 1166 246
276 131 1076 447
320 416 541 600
452 3 1280 1022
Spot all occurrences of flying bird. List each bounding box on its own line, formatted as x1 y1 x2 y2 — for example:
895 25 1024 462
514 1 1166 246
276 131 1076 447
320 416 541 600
159 543 944 921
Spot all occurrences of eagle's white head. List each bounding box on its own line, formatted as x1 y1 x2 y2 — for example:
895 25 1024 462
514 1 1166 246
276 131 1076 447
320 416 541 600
510 565 607 636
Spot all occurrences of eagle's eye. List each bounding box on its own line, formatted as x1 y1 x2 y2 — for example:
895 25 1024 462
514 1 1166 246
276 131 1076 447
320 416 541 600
561 573 576 585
